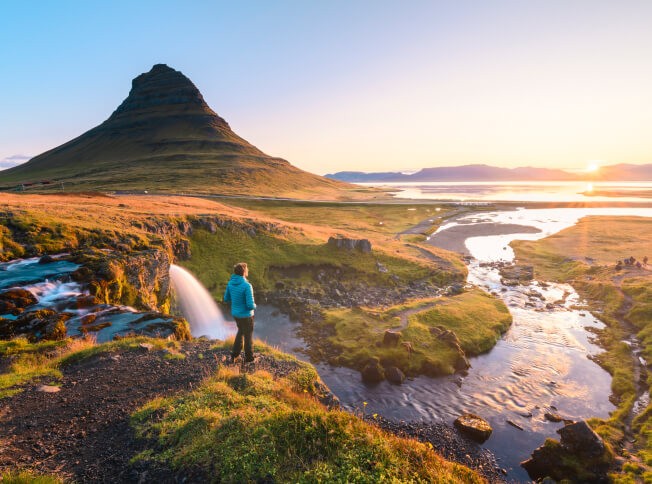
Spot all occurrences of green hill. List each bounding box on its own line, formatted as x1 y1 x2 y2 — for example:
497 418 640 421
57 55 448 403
0 64 365 200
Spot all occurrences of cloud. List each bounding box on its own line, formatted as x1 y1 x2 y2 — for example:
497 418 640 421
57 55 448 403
0 154 31 169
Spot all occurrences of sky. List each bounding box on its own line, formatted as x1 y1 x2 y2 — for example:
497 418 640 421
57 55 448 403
1 0 651 175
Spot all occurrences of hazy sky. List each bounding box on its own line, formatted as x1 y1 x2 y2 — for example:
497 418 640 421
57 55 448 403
1 1 651 174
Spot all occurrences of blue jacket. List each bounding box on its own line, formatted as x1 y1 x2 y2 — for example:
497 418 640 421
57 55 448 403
223 274 256 318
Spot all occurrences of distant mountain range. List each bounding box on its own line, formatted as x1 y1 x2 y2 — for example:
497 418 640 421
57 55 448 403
327 163 652 183
0 64 357 199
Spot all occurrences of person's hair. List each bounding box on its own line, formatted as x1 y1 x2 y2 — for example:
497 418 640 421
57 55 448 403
233 262 248 276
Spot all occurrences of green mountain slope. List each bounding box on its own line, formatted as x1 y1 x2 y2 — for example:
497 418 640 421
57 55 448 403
0 64 361 199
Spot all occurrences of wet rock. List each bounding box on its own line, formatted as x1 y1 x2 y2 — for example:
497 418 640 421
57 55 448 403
558 420 604 457
507 419 524 431
544 412 563 423
385 366 406 385
361 358 385 383
499 264 534 285
0 288 37 313
521 420 612 482
327 236 372 253
454 413 493 442
0 309 70 341
447 283 464 295
383 330 402 347
38 254 55 264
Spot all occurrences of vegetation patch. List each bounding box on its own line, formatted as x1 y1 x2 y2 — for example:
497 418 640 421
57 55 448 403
0 336 181 398
315 289 511 377
130 363 482 483
512 215 652 481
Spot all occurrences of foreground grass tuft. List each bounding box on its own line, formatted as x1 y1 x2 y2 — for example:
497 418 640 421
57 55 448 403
0 470 63 484
131 363 483 483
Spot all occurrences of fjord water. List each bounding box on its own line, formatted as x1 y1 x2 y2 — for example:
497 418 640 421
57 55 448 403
363 180 652 202
169 264 234 339
256 206 652 480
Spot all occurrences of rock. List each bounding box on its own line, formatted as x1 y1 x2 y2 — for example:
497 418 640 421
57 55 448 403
521 420 612 482
385 366 405 385
454 413 493 442
36 385 61 393
499 264 534 285
361 358 385 383
383 330 402 347
507 419 524 431
139 343 154 351
327 236 372 253
38 254 55 264
0 288 37 313
544 412 563 423
447 283 464 295
558 420 604 457
376 261 388 273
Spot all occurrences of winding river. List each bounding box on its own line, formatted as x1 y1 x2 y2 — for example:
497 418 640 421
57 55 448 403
254 207 652 481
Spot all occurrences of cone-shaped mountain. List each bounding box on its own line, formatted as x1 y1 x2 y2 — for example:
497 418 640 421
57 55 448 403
0 64 353 198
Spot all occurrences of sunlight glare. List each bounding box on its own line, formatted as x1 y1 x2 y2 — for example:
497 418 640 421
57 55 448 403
585 162 601 173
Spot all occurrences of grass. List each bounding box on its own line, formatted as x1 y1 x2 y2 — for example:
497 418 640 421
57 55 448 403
130 349 483 483
221 199 454 238
181 226 460 298
0 470 63 484
0 336 180 399
317 289 511 377
512 215 652 480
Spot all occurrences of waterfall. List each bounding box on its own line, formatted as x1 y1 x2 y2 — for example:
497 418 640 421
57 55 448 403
169 264 234 340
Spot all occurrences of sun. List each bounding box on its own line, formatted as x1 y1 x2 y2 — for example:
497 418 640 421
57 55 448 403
585 162 601 173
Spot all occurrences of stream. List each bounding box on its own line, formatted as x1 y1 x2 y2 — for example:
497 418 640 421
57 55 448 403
254 207 652 481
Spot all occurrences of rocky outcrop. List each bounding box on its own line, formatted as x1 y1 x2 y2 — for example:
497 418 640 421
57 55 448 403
521 420 612 482
72 249 171 312
454 413 493 442
0 309 71 341
327 236 372 253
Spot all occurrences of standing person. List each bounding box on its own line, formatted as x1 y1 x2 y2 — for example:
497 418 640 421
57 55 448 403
224 262 256 363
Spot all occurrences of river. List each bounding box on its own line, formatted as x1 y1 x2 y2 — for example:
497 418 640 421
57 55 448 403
253 206 652 481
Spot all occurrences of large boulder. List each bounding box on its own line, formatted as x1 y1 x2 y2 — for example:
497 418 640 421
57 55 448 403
383 329 402 347
499 264 534 285
454 413 493 442
327 236 372 253
385 366 406 385
521 420 612 482
361 358 385 383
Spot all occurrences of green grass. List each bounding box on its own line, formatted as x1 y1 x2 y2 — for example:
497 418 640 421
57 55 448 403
512 215 652 480
130 355 482 483
181 226 458 298
221 199 453 237
318 289 511 377
0 470 63 484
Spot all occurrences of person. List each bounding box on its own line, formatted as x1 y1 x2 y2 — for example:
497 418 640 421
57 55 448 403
224 262 256 363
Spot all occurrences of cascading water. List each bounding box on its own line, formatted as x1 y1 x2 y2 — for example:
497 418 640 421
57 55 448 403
169 264 234 340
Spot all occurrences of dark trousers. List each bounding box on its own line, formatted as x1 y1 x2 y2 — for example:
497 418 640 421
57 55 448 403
232 316 254 361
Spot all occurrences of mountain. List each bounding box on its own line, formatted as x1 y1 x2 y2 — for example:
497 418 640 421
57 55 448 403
327 163 652 182
0 64 356 199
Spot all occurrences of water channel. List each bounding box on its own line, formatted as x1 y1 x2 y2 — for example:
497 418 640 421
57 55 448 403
253 207 652 481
